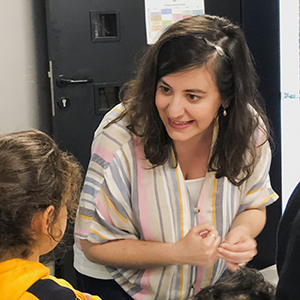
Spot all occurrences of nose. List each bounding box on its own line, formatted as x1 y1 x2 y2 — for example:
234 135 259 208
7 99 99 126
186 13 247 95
167 94 185 119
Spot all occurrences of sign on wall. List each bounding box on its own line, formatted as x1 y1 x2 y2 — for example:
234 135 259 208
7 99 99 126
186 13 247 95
144 0 205 44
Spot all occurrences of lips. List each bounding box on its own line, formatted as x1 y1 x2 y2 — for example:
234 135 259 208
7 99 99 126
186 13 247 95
168 118 194 129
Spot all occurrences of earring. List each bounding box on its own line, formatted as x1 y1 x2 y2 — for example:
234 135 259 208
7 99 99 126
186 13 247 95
223 108 227 117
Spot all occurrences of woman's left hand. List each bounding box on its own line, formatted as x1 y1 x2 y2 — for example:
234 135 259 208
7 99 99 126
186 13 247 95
217 227 257 271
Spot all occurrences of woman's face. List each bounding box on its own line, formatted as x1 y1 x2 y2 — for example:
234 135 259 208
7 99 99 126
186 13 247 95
155 67 222 145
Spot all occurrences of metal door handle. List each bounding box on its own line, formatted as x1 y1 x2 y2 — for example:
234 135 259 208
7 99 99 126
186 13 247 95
56 75 93 87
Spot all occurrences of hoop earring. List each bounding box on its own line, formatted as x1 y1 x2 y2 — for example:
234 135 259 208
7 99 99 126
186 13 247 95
223 108 227 117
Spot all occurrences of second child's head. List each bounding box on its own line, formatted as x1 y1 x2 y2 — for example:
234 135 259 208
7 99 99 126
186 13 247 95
192 268 275 300
0 130 82 261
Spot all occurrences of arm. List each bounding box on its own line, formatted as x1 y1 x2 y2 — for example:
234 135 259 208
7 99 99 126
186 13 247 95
217 207 266 270
81 222 221 269
218 132 277 271
227 207 266 238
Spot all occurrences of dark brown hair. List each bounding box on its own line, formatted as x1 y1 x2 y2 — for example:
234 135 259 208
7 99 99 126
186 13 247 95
108 14 270 185
192 268 275 300
0 130 82 259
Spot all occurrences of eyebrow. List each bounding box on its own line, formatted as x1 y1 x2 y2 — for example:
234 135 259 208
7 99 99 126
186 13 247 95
158 79 207 94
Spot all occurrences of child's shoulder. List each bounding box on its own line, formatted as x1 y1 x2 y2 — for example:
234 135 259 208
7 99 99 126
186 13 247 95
32 275 101 300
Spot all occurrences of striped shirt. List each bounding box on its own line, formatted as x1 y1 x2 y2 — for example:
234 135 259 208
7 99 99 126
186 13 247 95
74 103 278 300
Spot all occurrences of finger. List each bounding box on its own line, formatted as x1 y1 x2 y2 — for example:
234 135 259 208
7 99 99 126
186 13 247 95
226 261 240 271
202 229 221 248
217 248 256 264
194 222 215 235
218 241 257 259
220 239 256 252
218 244 256 258
213 236 222 248
225 234 242 246
202 228 218 239
199 230 209 238
207 231 221 245
198 222 214 230
238 262 247 267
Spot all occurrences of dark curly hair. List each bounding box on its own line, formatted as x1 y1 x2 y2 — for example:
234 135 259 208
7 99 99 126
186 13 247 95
0 130 82 260
107 14 271 186
192 267 275 300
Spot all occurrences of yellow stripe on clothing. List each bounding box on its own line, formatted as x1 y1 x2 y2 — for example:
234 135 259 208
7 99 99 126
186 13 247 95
103 188 129 223
250 193 277 208
246 187 260 195
172 152 184 298
79 214 93 221
113 108 122 114
90 229 109 240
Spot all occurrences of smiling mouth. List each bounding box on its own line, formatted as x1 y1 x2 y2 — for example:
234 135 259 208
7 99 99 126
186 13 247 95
169 119 193 125
168 118 194 129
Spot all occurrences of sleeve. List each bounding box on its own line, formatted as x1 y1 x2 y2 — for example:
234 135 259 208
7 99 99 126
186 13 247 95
237 137 279 214
74 110 140 245
50 276 102 300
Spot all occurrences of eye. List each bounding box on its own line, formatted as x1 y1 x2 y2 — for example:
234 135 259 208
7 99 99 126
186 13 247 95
187 93 201 102
158 85 171 95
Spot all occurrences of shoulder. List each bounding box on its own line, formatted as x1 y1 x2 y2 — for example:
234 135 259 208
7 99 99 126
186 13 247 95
26 277 79 300
91 103 134 166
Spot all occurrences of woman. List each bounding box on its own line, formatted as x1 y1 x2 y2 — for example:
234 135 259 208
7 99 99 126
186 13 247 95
74 14 278 300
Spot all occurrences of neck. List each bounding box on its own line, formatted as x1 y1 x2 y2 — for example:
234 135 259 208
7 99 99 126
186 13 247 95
0 249 40 263
175 123 214 156
175 124 214 180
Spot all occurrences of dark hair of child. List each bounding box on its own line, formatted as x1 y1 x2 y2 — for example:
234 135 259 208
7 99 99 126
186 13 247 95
0 130 82 260
192 268 275 300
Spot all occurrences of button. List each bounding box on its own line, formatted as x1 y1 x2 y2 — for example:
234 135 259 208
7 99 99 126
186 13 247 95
194 207 200 213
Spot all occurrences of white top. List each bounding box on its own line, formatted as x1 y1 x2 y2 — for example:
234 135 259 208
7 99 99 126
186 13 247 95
185 177 205 207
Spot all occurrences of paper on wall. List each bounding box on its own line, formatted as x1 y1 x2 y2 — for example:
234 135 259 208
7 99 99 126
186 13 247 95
144 0 205 44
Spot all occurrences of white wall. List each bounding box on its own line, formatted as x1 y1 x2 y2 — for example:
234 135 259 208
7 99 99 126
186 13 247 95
0 1 51 135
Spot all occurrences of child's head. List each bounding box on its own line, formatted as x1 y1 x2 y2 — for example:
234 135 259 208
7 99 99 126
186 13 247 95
192 268 275 300
0 130 82 261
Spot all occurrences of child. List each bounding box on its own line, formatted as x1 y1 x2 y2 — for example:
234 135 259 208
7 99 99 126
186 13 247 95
0 130 101 300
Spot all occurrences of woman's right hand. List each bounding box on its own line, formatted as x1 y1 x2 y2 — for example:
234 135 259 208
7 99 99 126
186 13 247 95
172 222 221 266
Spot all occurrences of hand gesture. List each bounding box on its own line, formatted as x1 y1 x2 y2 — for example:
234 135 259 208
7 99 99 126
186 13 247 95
173 222 221 266
217 227 257 271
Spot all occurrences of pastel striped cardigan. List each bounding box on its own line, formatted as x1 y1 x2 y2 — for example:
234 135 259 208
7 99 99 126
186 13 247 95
75 103 278 300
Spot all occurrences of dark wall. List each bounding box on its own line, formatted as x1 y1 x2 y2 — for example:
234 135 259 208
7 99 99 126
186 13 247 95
205 0 281 269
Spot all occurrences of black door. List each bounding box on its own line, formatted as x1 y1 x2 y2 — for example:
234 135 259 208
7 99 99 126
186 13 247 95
46 0 147 171
45 0 147 285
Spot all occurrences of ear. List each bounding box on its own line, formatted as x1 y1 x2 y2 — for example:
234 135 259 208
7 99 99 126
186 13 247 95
222 98 230 109
31 205 55 235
